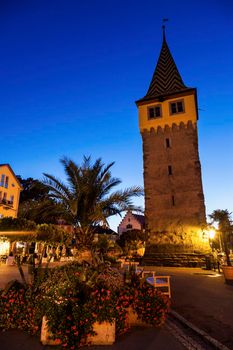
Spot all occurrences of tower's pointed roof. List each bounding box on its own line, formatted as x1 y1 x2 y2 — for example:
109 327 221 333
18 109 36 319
137 29 192 103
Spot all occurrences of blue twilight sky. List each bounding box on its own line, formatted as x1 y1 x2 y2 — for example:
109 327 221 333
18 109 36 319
1 0 233 231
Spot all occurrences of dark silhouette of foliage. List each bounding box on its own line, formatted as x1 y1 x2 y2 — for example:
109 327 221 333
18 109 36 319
43 156 143 248
209 209 233 266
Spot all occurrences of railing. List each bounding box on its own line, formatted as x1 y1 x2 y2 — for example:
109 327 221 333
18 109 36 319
0 199 13 208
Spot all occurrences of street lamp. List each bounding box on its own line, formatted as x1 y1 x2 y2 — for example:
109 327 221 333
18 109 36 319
209 229 215 240
208 228 216 251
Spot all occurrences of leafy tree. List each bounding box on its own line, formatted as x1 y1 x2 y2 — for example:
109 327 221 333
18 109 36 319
43 156 143 248
18 198 67 224
17 177 49 203
0 217 36 232
17 177 66 224
209 209 233 266
117 229 145 255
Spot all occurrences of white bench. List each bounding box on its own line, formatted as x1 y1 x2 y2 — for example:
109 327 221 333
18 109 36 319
121 261 140 270
141 270 156 279
147 275 171 298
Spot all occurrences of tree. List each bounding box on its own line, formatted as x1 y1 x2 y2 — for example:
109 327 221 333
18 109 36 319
43 156 143 248
17 177 49 203
17 176 66 224
117 229 145 256
209 209 233 266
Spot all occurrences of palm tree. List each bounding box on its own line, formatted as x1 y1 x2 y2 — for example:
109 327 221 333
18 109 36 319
209 209 233 266
43 156 143 248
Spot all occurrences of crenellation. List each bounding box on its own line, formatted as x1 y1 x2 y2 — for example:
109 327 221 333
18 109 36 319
141 120 198 136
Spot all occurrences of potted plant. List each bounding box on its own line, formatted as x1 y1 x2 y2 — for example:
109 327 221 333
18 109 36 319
209 209 233 284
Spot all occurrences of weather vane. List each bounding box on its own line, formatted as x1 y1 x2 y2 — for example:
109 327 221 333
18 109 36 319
162 18 169 38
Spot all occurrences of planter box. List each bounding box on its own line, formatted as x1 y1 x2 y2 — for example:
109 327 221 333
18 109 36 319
88 321 115 345
41 316 61 346
222 266 233 285
127 306 148 327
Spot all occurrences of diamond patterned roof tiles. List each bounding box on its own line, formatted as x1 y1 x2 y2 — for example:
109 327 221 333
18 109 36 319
137 34 191 103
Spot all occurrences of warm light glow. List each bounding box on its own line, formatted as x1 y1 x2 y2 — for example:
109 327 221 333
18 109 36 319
209 229 216 240
0 239 10 255
16 241 25 249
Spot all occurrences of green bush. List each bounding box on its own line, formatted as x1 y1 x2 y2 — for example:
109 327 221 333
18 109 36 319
0 217 36 231
0 281 42 334
36 224 69 244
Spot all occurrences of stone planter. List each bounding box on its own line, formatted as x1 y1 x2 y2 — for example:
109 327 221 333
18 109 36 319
222 266 233 285
88 321 116 345
41 316 61 346
127 306 148 327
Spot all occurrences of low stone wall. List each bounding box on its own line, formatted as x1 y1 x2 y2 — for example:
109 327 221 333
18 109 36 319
142 252 207 267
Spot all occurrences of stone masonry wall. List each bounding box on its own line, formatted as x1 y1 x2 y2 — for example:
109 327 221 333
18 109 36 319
142 121 209 253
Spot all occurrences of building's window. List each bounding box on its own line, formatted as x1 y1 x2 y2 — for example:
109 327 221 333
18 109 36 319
3 193 7 203
128 218 131 222
171 195 175 206
168 165 172 175
5 176 9 188
0 174 5 187
165 138 171 148
9 195 14 204
148 105 162 119
169 100 184 115
126 224 133 229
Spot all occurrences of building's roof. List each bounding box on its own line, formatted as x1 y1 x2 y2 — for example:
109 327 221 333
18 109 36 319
93 226 117 235
132 214 145 227
0 164 23 189
136 31 192 103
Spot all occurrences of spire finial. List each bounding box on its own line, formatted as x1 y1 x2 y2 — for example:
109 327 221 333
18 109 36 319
162 18 168 41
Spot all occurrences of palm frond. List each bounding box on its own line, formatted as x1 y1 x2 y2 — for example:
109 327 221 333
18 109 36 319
41 156 143 247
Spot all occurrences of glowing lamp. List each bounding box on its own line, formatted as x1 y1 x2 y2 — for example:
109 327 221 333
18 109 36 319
209 229 215 240
0 239 10 255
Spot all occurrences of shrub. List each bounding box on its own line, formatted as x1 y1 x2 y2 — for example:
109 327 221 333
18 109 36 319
132 281 170 326
0 281 42 334
0 264 170 348
36 224 69 244
0 217 36 231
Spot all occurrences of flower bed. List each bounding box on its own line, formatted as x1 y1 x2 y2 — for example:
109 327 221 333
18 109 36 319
0 263 170 348
0 281 42 334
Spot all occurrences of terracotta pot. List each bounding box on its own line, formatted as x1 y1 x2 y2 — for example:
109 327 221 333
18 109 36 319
222 266 233 285
87 321 115 345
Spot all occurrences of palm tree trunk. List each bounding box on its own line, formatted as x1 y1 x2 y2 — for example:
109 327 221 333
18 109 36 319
16 256 27 287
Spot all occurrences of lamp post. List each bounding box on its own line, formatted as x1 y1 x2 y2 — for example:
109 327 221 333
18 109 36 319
208 228 216 252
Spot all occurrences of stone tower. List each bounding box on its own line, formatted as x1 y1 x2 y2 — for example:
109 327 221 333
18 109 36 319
136 29 210 260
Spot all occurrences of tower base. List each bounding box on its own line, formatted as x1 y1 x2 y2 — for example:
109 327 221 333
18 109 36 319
142 225 211 267
142 250 208 267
